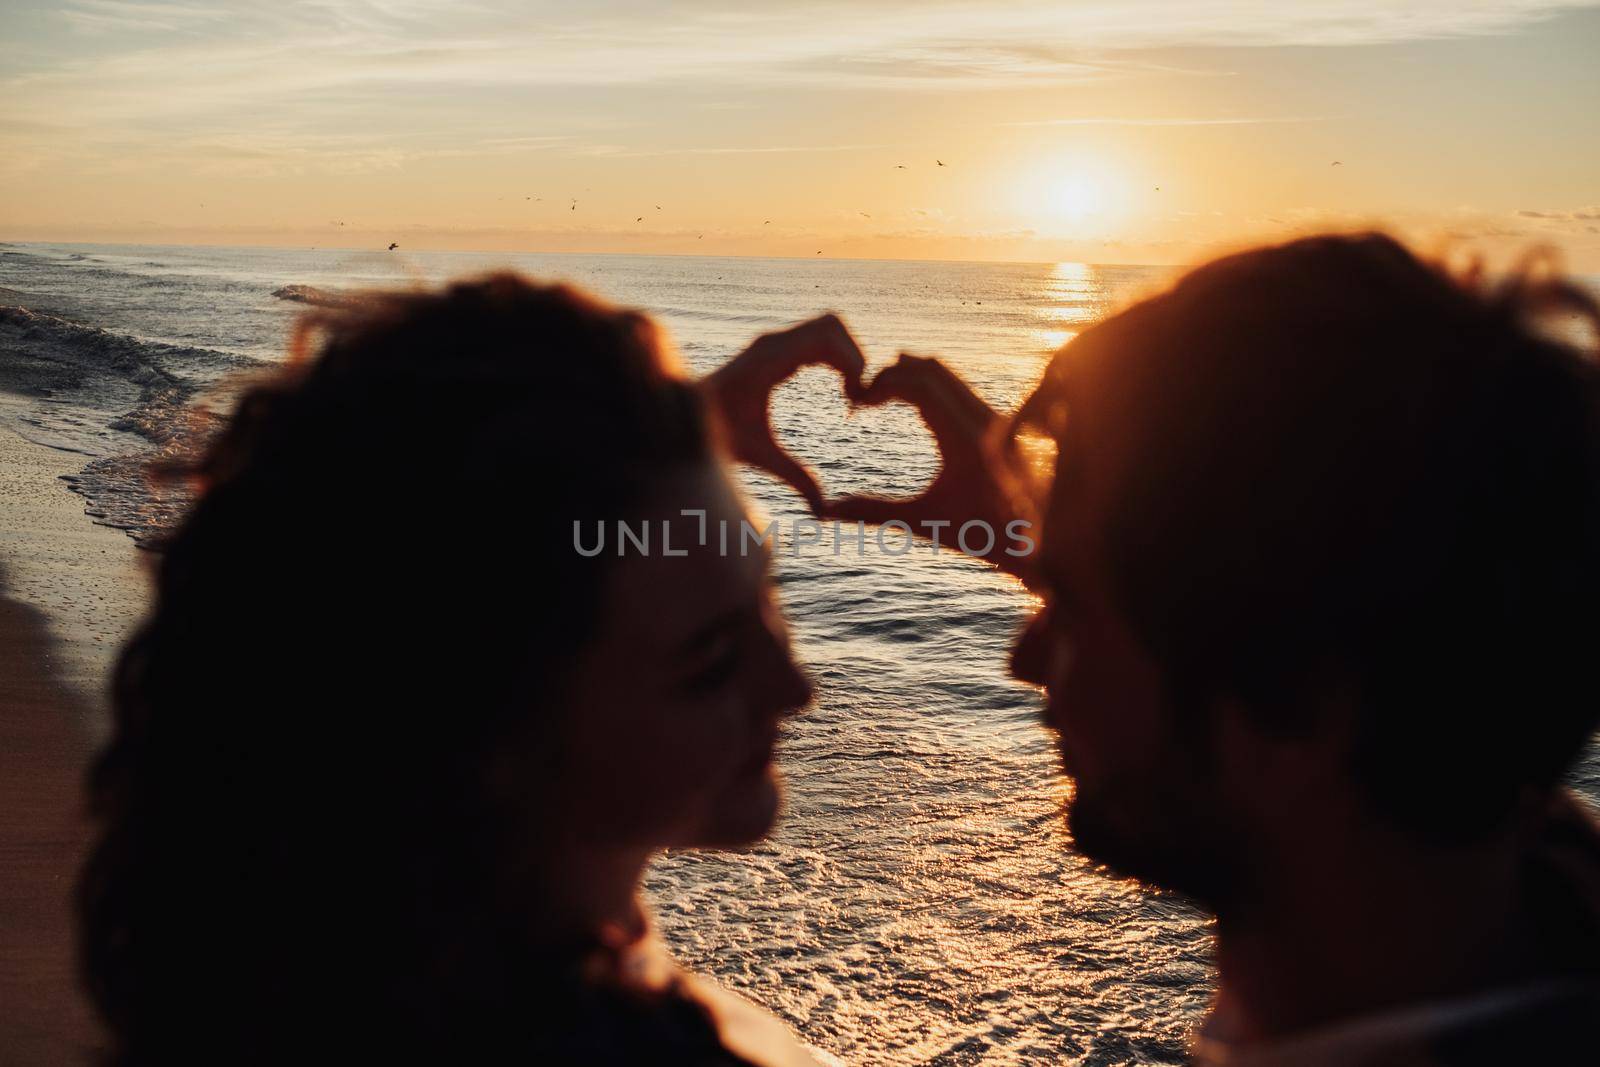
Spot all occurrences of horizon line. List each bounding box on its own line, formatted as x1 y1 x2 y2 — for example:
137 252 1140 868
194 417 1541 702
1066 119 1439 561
0 234 1176 272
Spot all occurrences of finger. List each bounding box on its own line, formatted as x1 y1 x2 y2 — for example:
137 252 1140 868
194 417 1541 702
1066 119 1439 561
743 435 824 514
920 357 1001 427
863 355 998 427
768 314 868 397
811 313 869 399
858 356 990 445
764 451 824 515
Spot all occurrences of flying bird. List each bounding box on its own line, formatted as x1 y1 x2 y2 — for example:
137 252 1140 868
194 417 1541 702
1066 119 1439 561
763 220 771 225
895 164 906 169
636 217 643 222
936 160 945 167
1331 161 1343 166
387 243 398 251
859 212 871 218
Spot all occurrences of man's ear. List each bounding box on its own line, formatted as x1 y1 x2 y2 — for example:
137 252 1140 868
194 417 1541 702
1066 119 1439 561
1210 681 1359 817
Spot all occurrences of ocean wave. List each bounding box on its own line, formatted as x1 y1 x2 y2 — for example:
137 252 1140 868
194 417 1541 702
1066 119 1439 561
653 304 787 328
0 304 258 395
0 304 250 543
272 283 361 309
0 304 187 397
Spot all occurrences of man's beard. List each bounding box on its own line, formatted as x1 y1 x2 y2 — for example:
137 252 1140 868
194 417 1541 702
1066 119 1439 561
1064 773 1239 909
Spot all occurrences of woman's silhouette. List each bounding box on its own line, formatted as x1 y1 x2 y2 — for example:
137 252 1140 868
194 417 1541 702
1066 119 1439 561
77 274 861 1065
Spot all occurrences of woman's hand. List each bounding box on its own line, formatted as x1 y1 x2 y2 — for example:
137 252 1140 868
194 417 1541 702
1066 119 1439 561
701 314 867 513
821 354 1038 581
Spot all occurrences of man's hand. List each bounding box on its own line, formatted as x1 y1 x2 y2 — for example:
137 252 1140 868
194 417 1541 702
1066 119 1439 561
821 354 1037 580
701 314 867 513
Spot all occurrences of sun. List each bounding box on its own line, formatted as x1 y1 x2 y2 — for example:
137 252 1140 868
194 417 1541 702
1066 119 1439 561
1052 176 1103 220
1005 152 1127 235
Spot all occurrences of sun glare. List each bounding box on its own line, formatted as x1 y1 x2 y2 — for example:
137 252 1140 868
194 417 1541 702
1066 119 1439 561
1052 176 1103 220
1009 156 1126 236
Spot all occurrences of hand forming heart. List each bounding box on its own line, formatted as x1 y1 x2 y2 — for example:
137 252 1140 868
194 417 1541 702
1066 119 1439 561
702 313 867 514
824 354 1037 580
705 315 1038 581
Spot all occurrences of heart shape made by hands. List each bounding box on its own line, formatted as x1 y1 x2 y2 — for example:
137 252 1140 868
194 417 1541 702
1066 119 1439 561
765 363 941 513
704 314 869 513
783 353 1038 578
708 316 1034 576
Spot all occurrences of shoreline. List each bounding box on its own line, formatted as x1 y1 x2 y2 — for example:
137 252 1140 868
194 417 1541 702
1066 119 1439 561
0 398 147 1062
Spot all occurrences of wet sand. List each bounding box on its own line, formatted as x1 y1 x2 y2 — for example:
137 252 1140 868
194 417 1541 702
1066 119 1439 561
0 402 146 1063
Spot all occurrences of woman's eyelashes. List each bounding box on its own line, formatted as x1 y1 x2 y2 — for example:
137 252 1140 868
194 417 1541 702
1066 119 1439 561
680 632 742 695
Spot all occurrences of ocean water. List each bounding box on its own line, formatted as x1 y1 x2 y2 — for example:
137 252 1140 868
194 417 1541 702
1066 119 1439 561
19 240 1592 1065
0 241 1203 1063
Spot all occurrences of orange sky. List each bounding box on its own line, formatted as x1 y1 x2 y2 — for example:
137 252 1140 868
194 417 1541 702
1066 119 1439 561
4 1 1598 269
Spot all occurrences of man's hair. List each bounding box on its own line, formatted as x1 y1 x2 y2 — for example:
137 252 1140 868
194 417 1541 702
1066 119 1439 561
1025 233 1600 840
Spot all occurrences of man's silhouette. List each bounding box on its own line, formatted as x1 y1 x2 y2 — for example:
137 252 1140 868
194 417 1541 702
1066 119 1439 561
831 233 1600 1063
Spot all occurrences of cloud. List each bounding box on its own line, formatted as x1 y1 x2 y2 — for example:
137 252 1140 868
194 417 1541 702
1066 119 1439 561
4 0 1592 175
16 0 1600 113
1004 116 1322 127
1444 224 1530 239
60 0 229 35
5 0 1598 221
621 143 889 156
1517 207 1600 221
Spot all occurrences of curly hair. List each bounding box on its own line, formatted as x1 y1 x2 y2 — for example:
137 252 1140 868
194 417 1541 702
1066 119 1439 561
1022 233 1600 840
77 274 731 1062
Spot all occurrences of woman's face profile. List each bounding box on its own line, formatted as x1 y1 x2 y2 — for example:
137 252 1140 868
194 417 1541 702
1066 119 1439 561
552 462 812 852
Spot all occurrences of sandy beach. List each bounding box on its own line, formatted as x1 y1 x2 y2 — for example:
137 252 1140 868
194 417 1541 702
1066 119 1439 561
0 398 147 1063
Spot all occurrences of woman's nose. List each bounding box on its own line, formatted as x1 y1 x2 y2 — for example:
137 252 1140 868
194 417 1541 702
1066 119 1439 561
756 617 812 717
773 654 813 718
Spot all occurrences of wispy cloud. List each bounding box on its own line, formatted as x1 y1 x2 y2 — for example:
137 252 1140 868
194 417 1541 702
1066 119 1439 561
60 0 229 35
1004 116 1323 128
625 143 890 157
1517 207 1600 220
15 1 1600 108
8 0 1587 169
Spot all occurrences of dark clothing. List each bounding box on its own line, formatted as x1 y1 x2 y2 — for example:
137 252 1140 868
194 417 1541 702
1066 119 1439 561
1192 792 1600 1067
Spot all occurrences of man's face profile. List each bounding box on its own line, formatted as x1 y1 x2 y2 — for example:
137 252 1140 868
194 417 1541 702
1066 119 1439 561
1012 370 1241 902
